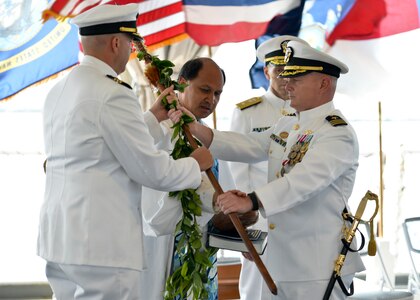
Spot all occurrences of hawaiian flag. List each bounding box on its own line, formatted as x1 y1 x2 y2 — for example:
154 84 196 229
183 0 302 46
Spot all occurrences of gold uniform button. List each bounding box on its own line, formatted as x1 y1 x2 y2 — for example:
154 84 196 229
269 223 276 230
269 150 273 154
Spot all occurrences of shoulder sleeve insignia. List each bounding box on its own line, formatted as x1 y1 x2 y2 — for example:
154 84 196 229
106 75 132 90
326 115 347 127
235 97 262 110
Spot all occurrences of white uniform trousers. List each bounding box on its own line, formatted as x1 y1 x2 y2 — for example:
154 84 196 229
239 215 267 300
46 262 143 300
239 254 264 300
260 274 354 300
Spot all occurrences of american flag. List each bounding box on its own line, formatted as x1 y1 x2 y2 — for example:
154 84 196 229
42 0 187 51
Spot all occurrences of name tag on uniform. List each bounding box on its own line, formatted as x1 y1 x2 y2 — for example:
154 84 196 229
270 133 287 147
253 126 271 132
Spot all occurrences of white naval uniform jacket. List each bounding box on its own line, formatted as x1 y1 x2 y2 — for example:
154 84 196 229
37 56 202 271
210 101 365 282
229 89 294 195
230 91 293 300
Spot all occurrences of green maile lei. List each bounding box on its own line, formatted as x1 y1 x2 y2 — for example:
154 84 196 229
136 48 218 300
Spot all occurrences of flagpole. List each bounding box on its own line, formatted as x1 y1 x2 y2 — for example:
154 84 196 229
378 101 384 237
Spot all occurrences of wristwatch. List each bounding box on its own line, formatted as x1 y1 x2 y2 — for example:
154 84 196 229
248 191 260 211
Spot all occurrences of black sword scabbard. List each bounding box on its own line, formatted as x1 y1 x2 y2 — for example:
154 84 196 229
323 248 349 300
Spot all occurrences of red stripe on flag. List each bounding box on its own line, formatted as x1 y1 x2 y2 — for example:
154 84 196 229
374 0 420 38
73 1 143 15
49 0 72 14
186 21 272 46
144 23 185 46
68 0 98 15
45 0 185 50
138 2 183 25
48 0 144 17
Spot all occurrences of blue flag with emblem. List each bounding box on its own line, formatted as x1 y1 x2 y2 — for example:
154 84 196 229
298 0 356 49
0 8 79 101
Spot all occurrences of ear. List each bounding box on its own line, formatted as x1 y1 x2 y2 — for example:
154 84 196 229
110 35 120 53
320 76 331 91
178 76 187 84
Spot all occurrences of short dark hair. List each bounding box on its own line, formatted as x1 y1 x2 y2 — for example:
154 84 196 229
178 57 226 84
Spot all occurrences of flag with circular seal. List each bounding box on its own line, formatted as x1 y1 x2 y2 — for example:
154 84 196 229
0 1 79 101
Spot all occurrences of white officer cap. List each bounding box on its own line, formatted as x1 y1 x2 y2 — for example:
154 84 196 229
71 4 142 41
256 35 309 66
280 40 349 78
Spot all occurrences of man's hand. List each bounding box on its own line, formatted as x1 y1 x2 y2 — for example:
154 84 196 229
168 105 195 124
168 106 214 148
212 192 221 213
217 190 252 214
149 85 178 122
190 147 213 171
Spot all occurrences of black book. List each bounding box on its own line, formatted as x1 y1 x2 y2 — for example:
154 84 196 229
207 226 268 255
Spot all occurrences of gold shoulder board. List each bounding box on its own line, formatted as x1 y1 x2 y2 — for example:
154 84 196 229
236 97 262 110
326 115 347 127
106 75 132 90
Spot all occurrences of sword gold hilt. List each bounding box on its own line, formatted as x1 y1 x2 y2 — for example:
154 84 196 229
339 190 379 274
349 190 379 256
325 191 379 300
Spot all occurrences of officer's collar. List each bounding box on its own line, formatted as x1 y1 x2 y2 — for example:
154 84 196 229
296 101 335 123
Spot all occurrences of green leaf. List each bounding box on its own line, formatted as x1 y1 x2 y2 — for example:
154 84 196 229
171 125 180 142
162 68 173 77
175 221 182 233
137 52 144 61
194 251 212 267
181 262 189 278
191 238 202 250
174 82 188 92
182 114 195 124
192 272 203 295
192 206 202 216
155 59 175 68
